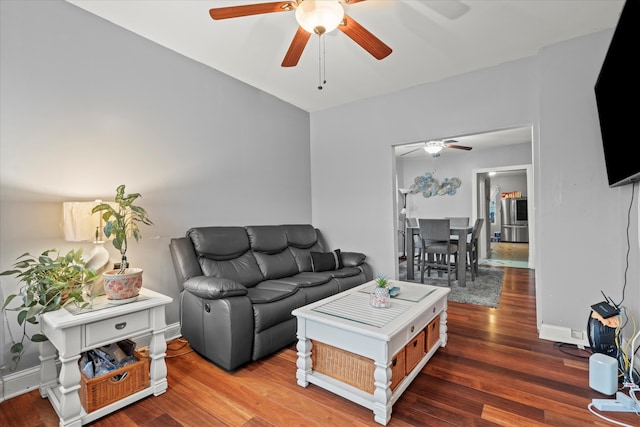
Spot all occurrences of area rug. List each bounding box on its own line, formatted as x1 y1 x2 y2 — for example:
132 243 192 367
398 262 504 308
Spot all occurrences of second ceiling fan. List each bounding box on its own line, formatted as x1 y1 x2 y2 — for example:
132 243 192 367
401 140 473 158
208 0 392 67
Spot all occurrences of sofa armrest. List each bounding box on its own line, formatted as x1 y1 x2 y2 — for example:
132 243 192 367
184 276 248 300
341 251 366 267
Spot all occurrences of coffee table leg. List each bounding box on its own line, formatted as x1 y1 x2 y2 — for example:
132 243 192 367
372 361 392 425
296 336 312 387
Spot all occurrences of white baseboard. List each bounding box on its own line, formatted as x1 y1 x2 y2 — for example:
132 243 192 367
539 324 590 348
0 322 182 403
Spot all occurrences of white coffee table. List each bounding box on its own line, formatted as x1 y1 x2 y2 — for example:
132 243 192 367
292 280 450 425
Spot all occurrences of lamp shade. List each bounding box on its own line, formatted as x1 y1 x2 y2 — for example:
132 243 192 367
62 201 99 242
295 0 344 35
62 201 115 242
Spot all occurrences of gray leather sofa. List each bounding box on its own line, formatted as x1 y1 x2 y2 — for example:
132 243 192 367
169 224 372 371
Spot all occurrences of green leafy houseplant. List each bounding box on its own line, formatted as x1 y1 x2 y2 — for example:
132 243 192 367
375 276 389 288
92 184 153 274
1 248 97 370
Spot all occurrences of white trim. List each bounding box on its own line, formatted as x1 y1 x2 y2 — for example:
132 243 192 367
539 324 590 348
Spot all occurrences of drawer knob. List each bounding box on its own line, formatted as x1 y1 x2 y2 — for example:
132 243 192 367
392 358 397 367
410 326 415 333
413 340 418 347
115 322 127 330
433 307 436 313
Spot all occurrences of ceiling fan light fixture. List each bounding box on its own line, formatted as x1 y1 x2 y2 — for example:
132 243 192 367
424 140 444 154
295 0 344 35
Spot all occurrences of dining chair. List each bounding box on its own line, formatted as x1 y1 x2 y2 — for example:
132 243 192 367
406 217 421 265
446 217 470 244
445 217 470 227
466 218 484 281
418 219 458 286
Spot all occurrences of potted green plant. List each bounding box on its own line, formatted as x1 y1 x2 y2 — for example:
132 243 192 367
91 184 153 301
371 275 391 308
1 248 97 370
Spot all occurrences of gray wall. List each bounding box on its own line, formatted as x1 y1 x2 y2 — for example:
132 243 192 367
0 1 310 370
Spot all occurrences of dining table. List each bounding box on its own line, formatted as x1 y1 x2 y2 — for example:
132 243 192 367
405 225 473 287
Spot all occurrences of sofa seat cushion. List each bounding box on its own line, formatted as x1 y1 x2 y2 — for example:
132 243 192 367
247 281 299 304
270 272 332 288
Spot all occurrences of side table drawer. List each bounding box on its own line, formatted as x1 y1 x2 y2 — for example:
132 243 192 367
85 310 150 348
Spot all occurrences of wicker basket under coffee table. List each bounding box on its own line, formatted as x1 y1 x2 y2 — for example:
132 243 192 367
292 280 450 425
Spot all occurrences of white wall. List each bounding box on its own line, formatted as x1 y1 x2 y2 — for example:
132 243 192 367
311 30 639 346
0 1 311 371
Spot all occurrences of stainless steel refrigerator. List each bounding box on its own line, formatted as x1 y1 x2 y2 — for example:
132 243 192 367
500 198 528 243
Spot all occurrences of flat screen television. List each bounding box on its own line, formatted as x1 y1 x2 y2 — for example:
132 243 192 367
594 0 639 188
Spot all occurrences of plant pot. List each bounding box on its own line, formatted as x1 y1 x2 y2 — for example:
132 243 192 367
370 286 391 308
103 268 143 302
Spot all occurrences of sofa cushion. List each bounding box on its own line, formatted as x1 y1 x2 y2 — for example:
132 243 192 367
188 226 265 287
271 272 332 288
283 224 325 272
189 227 250 259
311 249 343 272
199 251 265 287
247 226 299 279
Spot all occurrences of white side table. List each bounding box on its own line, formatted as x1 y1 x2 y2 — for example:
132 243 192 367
38 288 172 427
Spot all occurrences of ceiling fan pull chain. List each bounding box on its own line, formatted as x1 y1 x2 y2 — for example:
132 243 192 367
317 35 324 90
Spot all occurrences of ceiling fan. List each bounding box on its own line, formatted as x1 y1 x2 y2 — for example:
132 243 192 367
208 0 392 67
400 140 472 158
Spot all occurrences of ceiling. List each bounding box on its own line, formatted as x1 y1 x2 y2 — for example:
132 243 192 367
66 0 624 113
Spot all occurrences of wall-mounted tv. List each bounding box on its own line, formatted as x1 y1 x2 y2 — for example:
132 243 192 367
594 0 639 188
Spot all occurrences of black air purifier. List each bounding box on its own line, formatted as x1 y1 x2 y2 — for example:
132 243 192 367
587 316 617 356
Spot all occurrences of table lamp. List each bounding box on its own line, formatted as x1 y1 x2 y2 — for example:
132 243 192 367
62 200 113 296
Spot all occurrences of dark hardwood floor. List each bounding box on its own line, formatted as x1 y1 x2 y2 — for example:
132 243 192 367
2 267 638 426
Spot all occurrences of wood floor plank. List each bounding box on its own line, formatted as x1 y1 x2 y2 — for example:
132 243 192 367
2 266 640 426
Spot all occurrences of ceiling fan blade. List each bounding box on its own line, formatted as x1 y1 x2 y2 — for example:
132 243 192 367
445 143 472 151
282 26 311 67
209 2 295 20
338 14 392 60
341 0 367 4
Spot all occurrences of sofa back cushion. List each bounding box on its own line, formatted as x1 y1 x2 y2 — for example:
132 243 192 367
187 227 264 287
283 224 325 272
246 225 299 280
